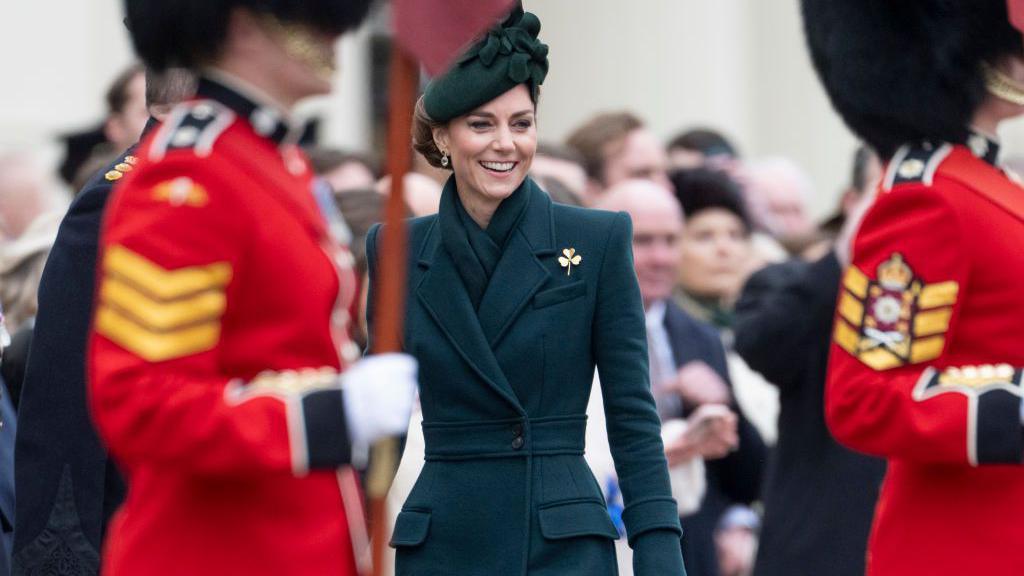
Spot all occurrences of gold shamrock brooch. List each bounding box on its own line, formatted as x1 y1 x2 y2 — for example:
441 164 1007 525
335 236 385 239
558 248 582 276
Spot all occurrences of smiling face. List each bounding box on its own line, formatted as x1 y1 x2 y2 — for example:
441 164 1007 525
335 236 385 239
433 85 537 217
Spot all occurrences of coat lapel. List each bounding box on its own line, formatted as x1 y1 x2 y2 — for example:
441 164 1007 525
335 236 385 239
477 183 556 347
415 222 524 412
663 302 691 368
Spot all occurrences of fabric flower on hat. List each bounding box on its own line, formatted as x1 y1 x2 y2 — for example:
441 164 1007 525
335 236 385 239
424 7 549 123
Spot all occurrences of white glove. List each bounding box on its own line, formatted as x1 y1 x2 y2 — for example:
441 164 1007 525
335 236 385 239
342 353 418 467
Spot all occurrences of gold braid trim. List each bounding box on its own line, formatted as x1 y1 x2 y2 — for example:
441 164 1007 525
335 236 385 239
981 62 1024 106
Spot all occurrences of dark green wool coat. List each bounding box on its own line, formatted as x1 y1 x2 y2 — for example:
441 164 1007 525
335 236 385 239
366 181 685 576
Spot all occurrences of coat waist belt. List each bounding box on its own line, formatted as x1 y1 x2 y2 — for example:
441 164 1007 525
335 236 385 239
422 415 587 461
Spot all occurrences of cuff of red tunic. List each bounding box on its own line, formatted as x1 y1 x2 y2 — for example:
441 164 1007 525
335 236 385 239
301 389 353 470
623 497 682 545
975 388 1024 465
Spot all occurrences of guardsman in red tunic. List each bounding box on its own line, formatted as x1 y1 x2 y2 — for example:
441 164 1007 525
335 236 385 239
803 0 1024 574
87 2 416 575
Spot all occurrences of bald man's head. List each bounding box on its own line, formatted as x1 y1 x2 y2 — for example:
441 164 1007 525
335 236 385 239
597 179 683 220
597 179 684 307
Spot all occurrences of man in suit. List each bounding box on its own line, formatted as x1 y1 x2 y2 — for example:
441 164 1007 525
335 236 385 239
598 180 766 576
735 145 885 576
12 67 196 576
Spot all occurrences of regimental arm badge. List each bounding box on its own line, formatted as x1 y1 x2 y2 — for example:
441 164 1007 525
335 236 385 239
833 253 959 370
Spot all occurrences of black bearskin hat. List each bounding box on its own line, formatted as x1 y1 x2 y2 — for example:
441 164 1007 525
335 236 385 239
669 167 752 233
125 0 373 72
802 0 1022 159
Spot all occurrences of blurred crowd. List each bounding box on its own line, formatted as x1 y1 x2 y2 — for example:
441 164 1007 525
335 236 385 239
0 63 887 576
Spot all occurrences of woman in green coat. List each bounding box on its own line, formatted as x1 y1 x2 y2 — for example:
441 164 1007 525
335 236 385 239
367 7 686 575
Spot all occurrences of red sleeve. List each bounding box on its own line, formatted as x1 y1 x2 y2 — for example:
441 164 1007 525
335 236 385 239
826 184 1023 466
88 158 352 477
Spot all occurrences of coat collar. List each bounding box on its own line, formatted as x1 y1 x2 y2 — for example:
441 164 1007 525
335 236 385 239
416 180 556 411
198 71 303 148
418 178 556 265
965 129 1000 168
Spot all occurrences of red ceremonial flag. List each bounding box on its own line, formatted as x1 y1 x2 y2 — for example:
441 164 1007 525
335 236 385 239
393 0 516 76
1011 0 1024 33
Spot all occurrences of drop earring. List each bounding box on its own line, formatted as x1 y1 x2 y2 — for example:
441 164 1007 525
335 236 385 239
441 152 450 168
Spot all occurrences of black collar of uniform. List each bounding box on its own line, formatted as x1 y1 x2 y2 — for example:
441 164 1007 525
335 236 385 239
965 129 1000 167
196 75 297 147
141 116 160 140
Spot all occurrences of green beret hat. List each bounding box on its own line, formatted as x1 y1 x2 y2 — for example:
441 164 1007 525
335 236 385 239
423 6 549 123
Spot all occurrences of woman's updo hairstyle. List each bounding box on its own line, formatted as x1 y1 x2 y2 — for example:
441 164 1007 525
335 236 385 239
412 96 448 170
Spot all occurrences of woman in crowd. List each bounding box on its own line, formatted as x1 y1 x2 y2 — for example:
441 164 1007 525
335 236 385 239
669 168 777 442
670 168 753 334
367 6 685 575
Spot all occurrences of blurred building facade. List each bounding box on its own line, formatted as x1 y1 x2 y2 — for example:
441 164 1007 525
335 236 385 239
7 0 1024 214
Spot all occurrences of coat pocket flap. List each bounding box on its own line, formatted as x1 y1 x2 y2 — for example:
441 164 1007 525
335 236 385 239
538 499 620 540
389 509 431 547
533 281 587 309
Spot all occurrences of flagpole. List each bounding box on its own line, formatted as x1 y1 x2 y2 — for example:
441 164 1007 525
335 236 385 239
363 3 515 573
365 41 417 576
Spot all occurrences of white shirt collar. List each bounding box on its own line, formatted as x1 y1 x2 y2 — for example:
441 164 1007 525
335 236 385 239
645 299 667 328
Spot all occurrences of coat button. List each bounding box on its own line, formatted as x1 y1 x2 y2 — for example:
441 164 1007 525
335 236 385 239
512 423 524 436
512 435 525 450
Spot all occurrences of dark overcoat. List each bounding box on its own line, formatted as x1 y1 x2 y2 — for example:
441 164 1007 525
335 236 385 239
1 377 15 576
735 255 883 576
11 140 146 575
367 182 684 576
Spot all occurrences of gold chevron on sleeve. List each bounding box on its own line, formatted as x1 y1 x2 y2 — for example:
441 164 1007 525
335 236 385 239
913 307 953 337
910 335 946 364
837 291 864 327
95 245 232 362
842 265 869 299
918 281 959 309
833 319 860 356
103 245 232 300
95 306 222 362
858 347 904 371
99 277 226 330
